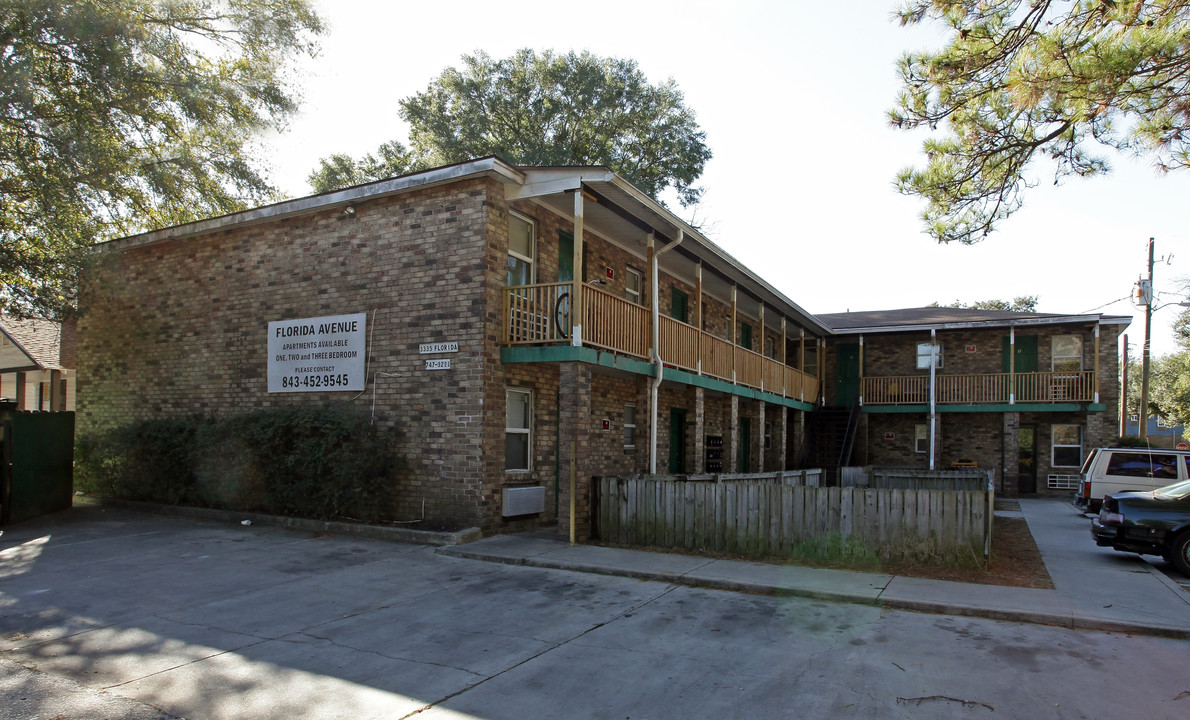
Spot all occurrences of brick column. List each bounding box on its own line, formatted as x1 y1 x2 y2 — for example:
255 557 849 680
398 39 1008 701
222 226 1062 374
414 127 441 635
692 386 706 474
777 406 788 471
756 400 766 472
729 395 740 474
558 362 593 540
1002 412 1020 497
793 409 805 466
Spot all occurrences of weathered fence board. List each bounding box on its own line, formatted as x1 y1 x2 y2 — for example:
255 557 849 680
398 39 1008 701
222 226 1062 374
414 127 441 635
595 471 992 566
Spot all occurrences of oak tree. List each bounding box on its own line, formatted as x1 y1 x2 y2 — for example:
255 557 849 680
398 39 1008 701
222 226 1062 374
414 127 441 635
309 50 711 206
1 0 324 316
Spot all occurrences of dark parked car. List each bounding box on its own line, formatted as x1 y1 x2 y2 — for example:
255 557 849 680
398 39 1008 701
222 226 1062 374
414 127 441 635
1091 479 1190 577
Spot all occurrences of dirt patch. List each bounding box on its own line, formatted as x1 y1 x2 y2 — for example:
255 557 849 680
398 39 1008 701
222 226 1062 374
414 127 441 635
885 516 1053 589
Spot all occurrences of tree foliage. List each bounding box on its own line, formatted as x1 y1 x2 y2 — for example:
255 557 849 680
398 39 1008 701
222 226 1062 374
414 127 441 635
1 0 324 317
309 49 712 205
891 1 1190 244
1123 300 1190 427
307 140 416 194
931 295 1040 312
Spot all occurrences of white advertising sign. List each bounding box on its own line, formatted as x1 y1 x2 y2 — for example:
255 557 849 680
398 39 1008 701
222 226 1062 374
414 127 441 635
268 313 366 393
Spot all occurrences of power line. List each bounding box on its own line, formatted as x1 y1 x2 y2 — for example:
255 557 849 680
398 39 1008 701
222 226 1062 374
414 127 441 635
1080 294 1131 314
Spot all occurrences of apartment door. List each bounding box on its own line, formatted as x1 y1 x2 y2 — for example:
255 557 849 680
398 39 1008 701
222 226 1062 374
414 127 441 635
1018 424 1037 493
836 343 860 406
738 418 752 473
1003 336 1039 400
668 408 687 473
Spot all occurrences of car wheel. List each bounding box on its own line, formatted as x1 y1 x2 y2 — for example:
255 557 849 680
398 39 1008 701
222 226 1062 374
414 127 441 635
1170 531 1190 578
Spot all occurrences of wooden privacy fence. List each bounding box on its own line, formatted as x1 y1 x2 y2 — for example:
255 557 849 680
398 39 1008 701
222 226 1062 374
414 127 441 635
844 466 994 492
593 471 992 566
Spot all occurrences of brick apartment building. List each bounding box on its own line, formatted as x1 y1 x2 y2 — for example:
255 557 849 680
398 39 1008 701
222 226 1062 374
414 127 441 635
77 157 1129 534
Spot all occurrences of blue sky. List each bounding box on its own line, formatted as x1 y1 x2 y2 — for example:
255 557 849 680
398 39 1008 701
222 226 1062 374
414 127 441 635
264 0 1190 357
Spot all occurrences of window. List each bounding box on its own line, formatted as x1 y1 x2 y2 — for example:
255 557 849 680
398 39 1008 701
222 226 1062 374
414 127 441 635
505 388 532 471
764 421 773 450
625 267 643 306
506 213 535 286
1052 424 1082 467
1052 335 1082 374
915 424 929 454
803 344 819 377
916 342 943 369
1106 451 1179 480
623 405 636 448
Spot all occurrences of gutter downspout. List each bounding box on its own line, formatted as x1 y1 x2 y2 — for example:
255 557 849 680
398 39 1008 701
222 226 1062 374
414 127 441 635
649 229 684 474
929 328 937 471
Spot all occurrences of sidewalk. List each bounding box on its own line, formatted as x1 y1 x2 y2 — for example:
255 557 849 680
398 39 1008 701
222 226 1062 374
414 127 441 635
441 498 1190 639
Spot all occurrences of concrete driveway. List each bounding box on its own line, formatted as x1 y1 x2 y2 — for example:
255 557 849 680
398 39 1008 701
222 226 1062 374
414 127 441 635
3 504 1190 720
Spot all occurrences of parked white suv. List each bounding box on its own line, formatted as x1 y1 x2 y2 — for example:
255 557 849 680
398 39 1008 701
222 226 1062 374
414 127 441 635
1074 447 1190 513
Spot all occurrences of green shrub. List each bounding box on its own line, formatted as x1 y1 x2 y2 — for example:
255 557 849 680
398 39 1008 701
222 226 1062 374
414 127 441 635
76 406 403 523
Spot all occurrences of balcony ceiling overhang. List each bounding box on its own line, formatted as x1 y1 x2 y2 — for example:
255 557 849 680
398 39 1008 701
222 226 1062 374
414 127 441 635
510 166 830 337
822 313 1133 336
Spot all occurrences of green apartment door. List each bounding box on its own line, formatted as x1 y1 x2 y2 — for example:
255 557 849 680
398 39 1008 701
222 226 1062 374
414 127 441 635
668 408 687 473
836 343 860 406
1003 336 1038 400
738 418 752 473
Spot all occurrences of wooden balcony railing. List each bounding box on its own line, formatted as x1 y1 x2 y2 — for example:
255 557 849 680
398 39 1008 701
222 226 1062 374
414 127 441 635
504 283 820 403
862 370 1096 405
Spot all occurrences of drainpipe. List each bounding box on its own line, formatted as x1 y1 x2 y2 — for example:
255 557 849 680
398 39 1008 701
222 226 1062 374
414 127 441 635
649 229 684 474
929 328 937 471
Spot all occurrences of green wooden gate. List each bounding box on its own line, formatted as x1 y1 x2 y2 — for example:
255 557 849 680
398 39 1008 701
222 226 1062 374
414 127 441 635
1 408 75 525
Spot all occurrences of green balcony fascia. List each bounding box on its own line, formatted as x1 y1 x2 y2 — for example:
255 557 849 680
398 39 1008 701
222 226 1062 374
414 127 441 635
501 345 815 412
861 403 1107 414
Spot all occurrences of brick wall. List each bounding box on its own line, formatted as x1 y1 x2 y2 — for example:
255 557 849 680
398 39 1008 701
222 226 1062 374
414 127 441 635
80 178 513 529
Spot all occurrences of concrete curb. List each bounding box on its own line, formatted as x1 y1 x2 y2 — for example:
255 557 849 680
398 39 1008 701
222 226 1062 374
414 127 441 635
441 544 1190 640
76 496 482 546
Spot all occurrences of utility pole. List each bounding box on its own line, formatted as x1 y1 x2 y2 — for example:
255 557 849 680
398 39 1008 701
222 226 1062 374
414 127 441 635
1120 334 1128 437
1139 238 1154 441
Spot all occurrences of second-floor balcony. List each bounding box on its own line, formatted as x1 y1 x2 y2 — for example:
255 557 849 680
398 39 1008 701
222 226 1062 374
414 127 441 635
862 370 1098 405
504 282 820 403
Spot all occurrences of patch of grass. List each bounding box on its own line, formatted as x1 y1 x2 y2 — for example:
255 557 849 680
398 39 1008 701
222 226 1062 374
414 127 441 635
788 532 882 570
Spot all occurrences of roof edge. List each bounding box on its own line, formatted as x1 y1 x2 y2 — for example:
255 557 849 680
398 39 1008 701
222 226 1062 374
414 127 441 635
825 313 1132 335
99 157 525 253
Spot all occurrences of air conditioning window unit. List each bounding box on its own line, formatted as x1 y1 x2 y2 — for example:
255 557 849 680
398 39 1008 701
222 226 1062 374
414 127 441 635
503 486 546 517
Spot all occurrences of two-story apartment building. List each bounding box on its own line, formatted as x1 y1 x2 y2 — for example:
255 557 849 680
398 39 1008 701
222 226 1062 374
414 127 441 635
78 158 829 535
817 307 1129 496
76 158 1128 535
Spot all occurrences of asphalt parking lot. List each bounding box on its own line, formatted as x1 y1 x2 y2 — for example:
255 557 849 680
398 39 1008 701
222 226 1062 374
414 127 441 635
4 504 1190 720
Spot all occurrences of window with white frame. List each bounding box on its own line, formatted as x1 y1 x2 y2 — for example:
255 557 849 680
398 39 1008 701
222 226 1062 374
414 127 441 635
916 342 943 369
1052 335 1082 374
915 424 929 453
625 267 643 305
505 388 532 471
1052 424 1082 467
507 212 535 286
623 404 636 448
